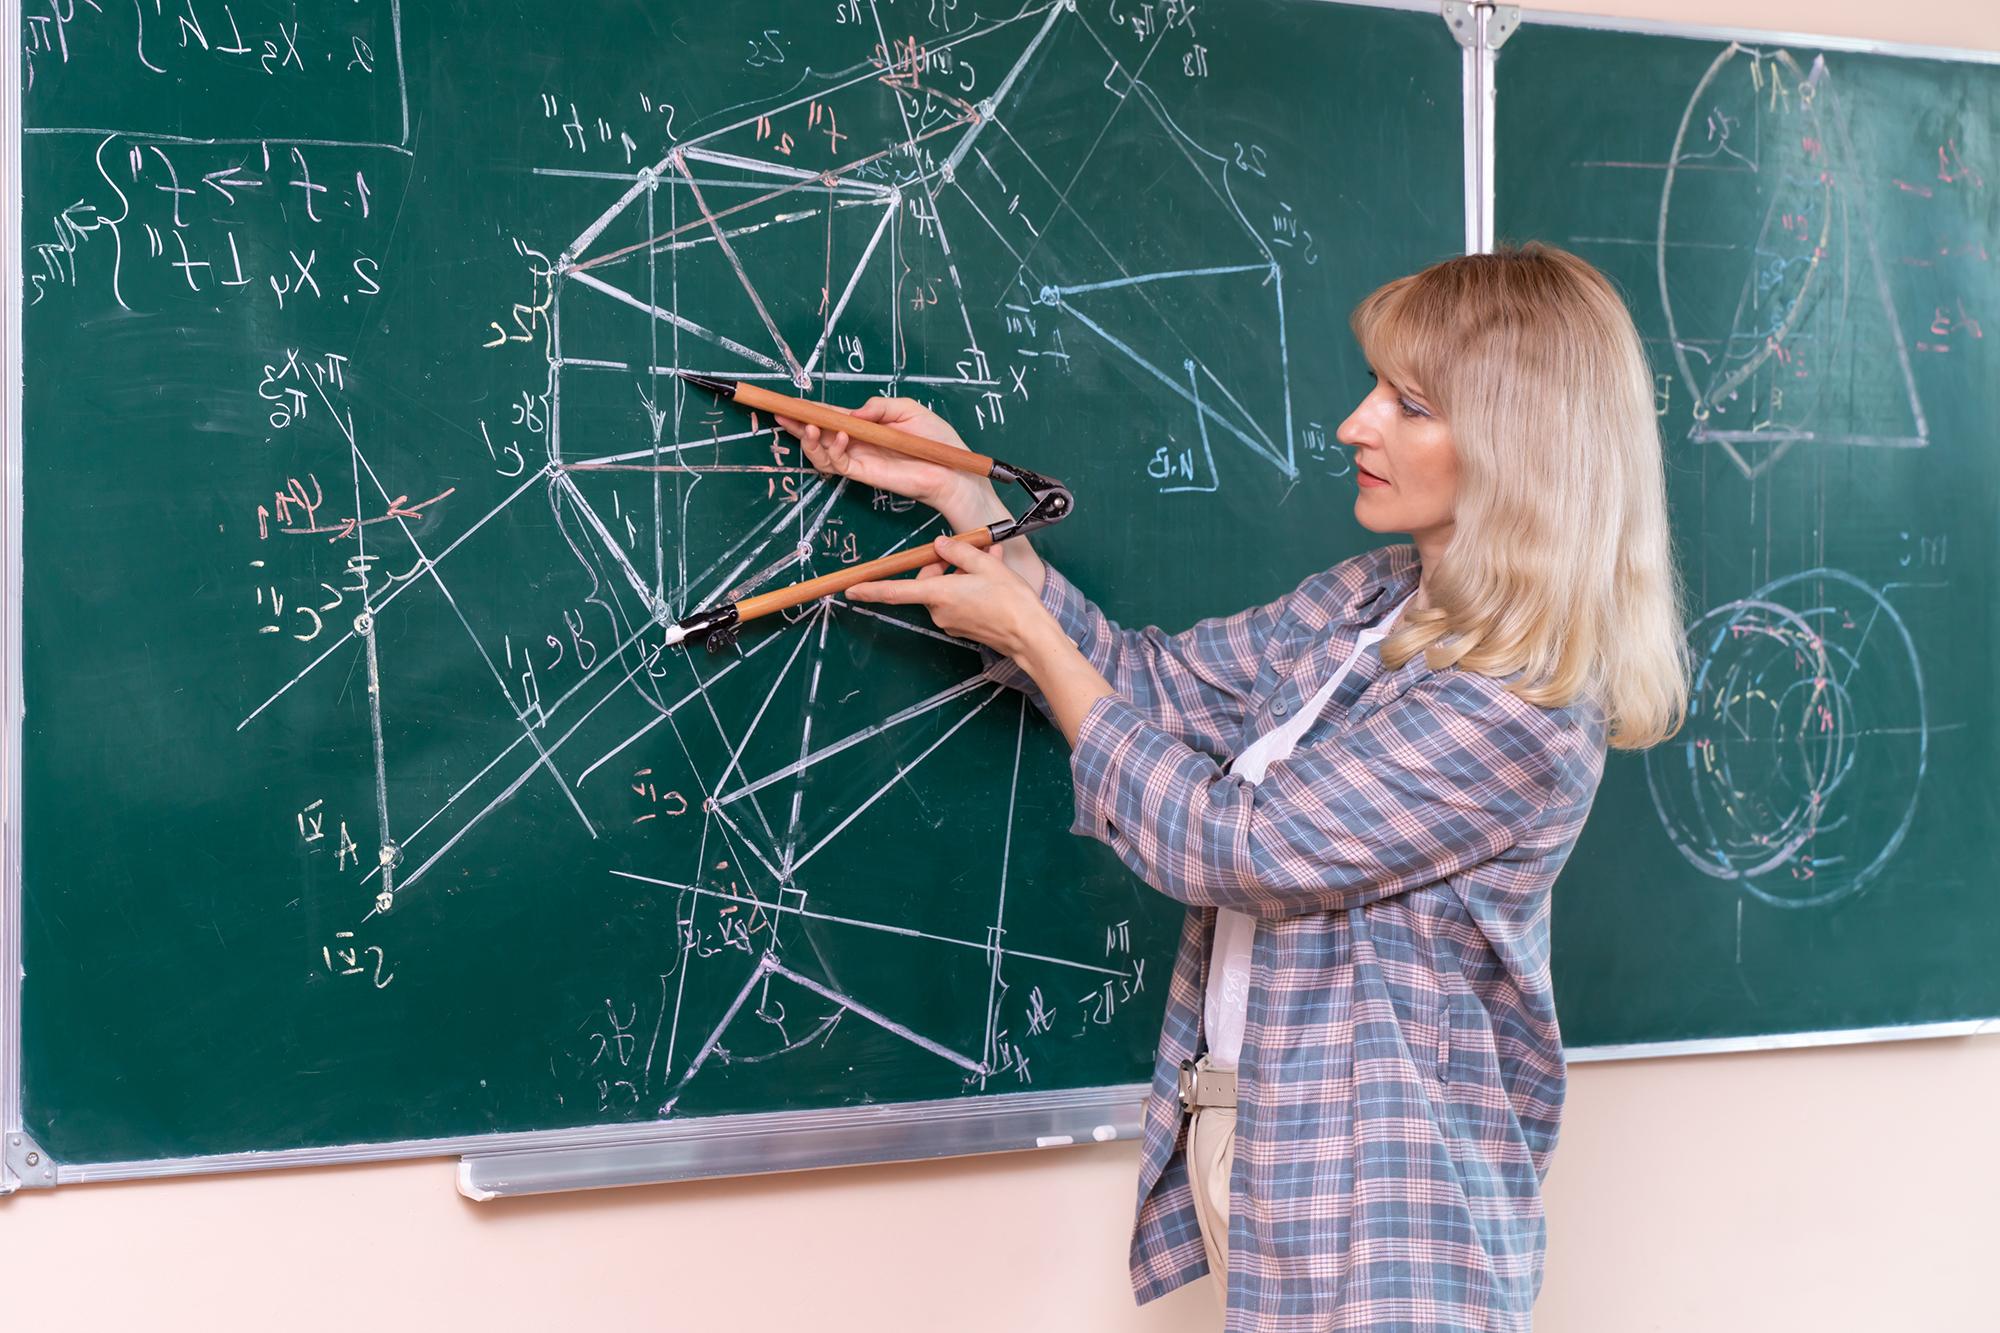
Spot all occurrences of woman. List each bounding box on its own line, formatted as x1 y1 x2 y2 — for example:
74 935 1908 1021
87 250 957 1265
777 243 1688 1331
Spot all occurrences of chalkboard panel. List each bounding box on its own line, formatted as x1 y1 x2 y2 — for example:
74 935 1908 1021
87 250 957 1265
12 1 1464 1170
1498 21 2000 1049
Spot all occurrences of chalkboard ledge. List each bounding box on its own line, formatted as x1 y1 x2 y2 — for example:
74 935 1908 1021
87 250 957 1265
458 1082 1149 1199
1565 1017 2000 1064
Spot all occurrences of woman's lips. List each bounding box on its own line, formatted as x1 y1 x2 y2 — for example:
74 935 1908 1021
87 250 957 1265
1356 463 1389 487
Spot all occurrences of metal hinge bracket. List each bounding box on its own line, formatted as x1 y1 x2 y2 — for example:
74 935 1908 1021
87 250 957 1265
1442 3 1521 51
4 1129 57 1190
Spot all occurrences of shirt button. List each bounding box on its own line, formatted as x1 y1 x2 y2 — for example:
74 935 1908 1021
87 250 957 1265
1271 697 1290 718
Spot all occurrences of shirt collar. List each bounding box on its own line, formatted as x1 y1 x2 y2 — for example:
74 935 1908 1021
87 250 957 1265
1344 544 1423 628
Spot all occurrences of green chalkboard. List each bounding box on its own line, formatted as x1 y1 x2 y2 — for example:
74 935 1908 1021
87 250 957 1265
13 0 1464 1169
1497 23 2000 1049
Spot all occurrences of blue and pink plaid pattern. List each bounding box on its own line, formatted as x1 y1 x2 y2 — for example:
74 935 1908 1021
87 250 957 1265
987 543 1608 1330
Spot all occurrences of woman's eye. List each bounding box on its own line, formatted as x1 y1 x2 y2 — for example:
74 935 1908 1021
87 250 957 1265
1398 396 1429 419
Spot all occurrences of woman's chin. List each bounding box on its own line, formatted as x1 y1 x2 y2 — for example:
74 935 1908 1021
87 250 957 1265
1352 496 1394 532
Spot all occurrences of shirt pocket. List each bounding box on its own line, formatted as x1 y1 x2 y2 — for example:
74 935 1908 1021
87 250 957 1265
1398 1000 1451 1094
1397 965 1453 1091
1353 902 1452 1089
1434 993 1453 1085
1423 925 1472 1087
1438 984 1504 1090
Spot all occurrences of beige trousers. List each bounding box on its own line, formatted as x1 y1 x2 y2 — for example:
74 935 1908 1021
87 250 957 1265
1188 1101 1237 1313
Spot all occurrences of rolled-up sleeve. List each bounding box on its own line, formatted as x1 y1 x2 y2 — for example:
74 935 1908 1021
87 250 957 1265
1066 673 1572 919
981 563 1323 760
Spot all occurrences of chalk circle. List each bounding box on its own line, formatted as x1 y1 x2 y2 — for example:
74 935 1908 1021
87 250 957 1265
1645 569 1926 909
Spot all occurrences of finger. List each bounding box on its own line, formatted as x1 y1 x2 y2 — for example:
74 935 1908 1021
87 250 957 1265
933 535 1004 572
801 425 845 473
843 577 937 605
852 397 892 421
867 396 922 425
914 561 949 580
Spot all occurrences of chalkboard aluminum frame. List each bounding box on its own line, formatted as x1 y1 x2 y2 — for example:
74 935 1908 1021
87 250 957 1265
1 0 24 1195
1513 7 2000 68
6 1 1991 1199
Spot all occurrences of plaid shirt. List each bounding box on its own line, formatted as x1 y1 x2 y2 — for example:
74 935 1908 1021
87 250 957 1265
986 543 1607 1331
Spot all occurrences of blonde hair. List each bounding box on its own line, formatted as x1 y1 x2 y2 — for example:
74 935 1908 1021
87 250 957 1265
1352 243 1690 750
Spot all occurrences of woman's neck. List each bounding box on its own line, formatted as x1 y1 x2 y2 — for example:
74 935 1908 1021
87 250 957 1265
1410 523 1453 612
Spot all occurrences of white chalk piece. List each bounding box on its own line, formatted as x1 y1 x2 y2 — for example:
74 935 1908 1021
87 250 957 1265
456 1159 499 1202
1035 1134 1074 1148
1092 1124 1118 1142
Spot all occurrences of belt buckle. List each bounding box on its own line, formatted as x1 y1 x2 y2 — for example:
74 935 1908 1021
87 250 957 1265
1177 1058 1236 1110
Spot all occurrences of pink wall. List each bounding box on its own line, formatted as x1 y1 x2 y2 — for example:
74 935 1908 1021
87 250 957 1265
6 1037 1999 1330
7 2 1997 1329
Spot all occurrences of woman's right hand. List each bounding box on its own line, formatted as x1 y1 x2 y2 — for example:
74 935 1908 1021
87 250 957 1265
774 396 1044 594
775 397 998 523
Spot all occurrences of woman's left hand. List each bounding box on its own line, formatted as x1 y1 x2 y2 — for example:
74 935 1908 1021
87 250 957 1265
845 535 1053 661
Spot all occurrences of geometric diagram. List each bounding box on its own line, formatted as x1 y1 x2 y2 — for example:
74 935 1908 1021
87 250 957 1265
242 1 1298 1117
1658 45 1928 481
1645 568 1927 909
543 0 1297 512
510 4 1284 1112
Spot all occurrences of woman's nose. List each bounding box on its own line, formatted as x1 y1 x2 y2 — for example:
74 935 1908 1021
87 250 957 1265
1335 405 1376 448
1337 385 1400 446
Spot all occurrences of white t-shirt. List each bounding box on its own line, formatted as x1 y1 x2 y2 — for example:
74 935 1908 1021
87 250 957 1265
1201 593 1414 1072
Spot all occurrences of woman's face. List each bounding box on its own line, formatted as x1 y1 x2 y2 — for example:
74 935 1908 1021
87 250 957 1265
1336 369 1459 544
